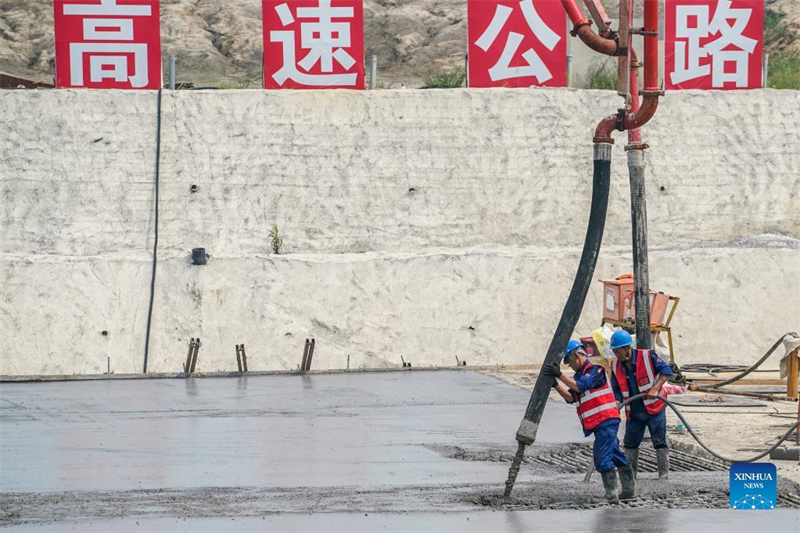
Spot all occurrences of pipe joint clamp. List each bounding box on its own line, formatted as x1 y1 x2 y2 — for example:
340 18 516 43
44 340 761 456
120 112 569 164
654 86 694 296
615 108 627 131
569 20 592 37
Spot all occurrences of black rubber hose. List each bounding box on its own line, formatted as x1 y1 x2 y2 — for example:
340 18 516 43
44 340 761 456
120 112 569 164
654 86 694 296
143 88 163 373
627 150 652 350
515 144 612 444
504 144 612 498
602 393 799 464
687 332 794 389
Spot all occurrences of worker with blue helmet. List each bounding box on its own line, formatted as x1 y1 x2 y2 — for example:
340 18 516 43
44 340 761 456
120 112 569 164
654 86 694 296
609 329 674 481
541 338 635 503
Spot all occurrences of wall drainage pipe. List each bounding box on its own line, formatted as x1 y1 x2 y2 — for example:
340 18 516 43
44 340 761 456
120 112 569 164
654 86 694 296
142 88 163 374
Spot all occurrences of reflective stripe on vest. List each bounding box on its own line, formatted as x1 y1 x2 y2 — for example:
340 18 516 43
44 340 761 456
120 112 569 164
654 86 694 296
575 362 620 431
612 349 666 418
579 401 618 420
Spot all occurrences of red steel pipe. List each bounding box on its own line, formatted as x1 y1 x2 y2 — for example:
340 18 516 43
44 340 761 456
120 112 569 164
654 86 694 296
572 24 618 56
561 0 648 144
591 0 661 144
643 0 659 91
560 0 589 27
561 0 618 55
627 47 642 144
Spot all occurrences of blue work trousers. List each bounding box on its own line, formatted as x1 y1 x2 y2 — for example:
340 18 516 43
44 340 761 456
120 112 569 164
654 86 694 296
623 407 668 449
592 420 629 473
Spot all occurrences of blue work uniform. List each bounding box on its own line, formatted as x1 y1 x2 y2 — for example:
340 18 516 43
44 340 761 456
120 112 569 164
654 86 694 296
570 360 629 473
611 350 674 450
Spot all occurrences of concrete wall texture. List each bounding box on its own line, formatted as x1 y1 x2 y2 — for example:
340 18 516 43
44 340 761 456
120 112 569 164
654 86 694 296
1 88 798 376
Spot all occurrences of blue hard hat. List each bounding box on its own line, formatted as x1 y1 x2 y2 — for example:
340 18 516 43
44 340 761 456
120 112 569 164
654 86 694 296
610 330 633 350
563 339 584 362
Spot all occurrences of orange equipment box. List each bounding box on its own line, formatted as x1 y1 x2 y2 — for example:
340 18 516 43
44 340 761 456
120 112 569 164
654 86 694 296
600 275 670 326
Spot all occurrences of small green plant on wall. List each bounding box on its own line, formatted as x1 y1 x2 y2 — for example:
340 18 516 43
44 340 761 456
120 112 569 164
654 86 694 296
269 224 284 254
422 69 466 89
584 59 617 90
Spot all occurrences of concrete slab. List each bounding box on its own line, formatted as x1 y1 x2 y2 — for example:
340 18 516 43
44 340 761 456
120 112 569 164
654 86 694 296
6 509 800 533
0 371 581 494
1 371 798 531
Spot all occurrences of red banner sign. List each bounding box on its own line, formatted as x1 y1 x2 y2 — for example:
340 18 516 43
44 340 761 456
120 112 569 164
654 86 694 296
262 0 365 89
665 0 763 90
468 0 567 88
54 0 162 89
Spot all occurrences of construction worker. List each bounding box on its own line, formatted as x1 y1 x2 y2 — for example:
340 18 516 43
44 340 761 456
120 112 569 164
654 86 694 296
542 340 635 503
609 329 673 481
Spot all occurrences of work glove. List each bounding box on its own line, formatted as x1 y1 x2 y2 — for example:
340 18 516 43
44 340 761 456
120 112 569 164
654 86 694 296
541 361 562 380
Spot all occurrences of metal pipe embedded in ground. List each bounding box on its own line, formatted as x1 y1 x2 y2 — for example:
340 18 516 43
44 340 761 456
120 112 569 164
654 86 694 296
185 339 196 373
189 339 201 373
301 340 310 372
305 339 316 371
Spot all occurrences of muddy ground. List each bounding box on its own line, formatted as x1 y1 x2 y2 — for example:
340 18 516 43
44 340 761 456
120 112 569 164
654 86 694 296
482 366 800 484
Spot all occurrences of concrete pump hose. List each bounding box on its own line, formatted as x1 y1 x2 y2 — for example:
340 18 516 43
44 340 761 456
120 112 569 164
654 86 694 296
504 144 613 499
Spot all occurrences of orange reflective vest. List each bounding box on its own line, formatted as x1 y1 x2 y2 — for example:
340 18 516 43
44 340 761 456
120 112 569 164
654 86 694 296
612 349 667 419
571 361 620 431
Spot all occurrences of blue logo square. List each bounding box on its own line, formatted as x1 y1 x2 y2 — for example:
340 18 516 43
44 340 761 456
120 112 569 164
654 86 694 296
730 462 777 510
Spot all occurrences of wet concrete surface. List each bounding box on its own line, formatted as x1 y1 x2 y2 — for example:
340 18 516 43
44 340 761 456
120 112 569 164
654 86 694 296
1 371 799 531
0 371 582 493
6 509 800 533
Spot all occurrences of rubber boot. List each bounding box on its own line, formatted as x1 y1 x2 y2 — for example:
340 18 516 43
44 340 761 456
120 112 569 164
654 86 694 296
591 469 620 504
656 448 669 480
618 466 636 500
624 448 639 479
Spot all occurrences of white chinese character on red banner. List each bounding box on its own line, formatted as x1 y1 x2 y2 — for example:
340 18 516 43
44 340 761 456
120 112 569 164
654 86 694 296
666 0 763 90
476 0 560 83
54 0 162 89
468 0 567 88
263 0 365 89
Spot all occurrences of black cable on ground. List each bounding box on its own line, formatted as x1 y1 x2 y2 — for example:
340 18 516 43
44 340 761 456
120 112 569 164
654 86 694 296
590 393 799 473
143 88 163 374
680 364 775 374
682 332 795 389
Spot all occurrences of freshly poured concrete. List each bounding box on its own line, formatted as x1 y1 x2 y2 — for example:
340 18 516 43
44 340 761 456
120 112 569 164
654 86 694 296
0 370 581 494
6 510 800 533
1 371 798 531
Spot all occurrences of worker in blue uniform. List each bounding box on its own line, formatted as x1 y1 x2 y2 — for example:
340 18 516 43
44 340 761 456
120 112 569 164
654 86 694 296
543 340 635 503
609 329 674 480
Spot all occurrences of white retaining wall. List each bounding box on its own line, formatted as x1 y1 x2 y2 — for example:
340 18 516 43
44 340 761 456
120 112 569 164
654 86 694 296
1 88 798 375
